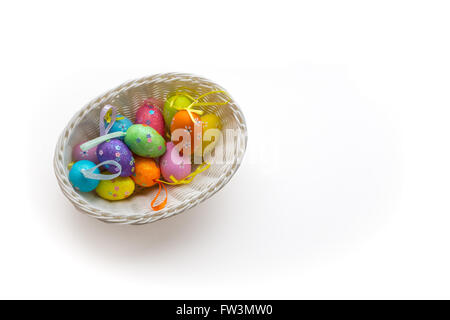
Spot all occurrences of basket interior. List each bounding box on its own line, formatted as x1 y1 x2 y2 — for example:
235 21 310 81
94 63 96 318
58 73 247 221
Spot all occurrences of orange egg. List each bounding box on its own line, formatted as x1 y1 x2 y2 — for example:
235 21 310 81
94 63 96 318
170 110 202 154
131 157 160 187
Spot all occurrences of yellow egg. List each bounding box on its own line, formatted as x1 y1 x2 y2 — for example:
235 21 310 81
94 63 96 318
201 114 222 152
95 175 135 201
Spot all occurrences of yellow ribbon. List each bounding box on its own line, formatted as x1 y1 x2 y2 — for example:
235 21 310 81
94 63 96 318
156 162 211 185
104 109 124 123
168 90 231 124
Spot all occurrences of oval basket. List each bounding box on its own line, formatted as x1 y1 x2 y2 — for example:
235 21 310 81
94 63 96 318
53 73 247 225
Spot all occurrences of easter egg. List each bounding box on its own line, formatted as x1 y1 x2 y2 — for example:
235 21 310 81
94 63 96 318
95 175 135 201
104 115 133 140
163 95 193 130
97 139 135 177
135 102 165 137
160 142 191 183
72 141 98 163
170 110 202 154
142 97 164 110
69 160 100 192
124 124 166 158
131 157 160 187
201 113 222 151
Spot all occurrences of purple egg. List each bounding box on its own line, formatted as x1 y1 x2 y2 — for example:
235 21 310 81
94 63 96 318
160 142 191 182
97 139 135 177
72 141 98 163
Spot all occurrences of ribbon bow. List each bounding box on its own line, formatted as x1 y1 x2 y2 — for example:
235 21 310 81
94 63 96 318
157 162 211 186
168 90 231 124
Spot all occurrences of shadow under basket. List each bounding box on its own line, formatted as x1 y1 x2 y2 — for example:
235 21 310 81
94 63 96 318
53 73 248 225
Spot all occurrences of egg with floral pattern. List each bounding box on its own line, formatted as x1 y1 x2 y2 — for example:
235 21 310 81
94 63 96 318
135 101 165 137
97 139 135 177
170 110 202 155
103 115 133 140
96 175 135 201
160 142 191 183
144 97 164 110
124 124 166 158
72 141 98 163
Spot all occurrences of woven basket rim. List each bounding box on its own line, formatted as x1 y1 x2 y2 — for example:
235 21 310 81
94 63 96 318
53 72 248 225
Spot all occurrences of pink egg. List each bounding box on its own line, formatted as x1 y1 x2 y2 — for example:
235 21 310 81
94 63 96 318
142 97 163 110
135 100 165 137
72 141 98 163
160 142 191 182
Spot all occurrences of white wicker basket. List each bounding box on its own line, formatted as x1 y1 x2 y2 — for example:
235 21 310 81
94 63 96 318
53 73 247 225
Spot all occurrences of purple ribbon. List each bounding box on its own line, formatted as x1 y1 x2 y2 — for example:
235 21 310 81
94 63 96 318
99 105 117 136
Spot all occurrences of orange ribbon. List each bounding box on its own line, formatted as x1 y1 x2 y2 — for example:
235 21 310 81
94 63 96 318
149 163 210 211
150 181 168 211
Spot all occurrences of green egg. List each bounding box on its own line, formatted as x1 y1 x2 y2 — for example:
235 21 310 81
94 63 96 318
164 95 193 129
124 124 166 158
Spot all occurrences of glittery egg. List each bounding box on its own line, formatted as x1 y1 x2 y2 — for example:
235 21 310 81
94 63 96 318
170 110 202 154
104 115 133 140
97 139 135 177
72 141 98 163
124 124 166 158
96 175 135 201
160 142 191 183
163 95 193 130
135 102 165 137
201 113 222 152
131 157 160 187
142 97 164 110
69 160 100 192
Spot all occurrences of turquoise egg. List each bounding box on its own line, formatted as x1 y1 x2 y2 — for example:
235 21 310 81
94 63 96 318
69 160 100 192
104 115 133 140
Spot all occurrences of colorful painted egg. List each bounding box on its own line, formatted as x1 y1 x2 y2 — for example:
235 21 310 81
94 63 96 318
131 157 160 187
170 110 202 154
95 175 135 201
104 115 133 140
163 94 193 130
72 141 98 163
142 97 164 110
97 139 135 177
135 102 165 137
201 113 222 152
160 142 191 183
69 160 100 192
124 124 166 158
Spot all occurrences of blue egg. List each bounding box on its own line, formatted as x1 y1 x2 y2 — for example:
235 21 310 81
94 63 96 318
69 160 100 192
104 115 133 140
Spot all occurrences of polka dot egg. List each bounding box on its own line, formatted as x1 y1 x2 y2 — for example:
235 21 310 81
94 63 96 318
95 175 135 201
72 141 98 163
170 110 203 155
97 139 135 177
124 124 166 158
135 101 165 137
160 142 191 183
104 115 133 140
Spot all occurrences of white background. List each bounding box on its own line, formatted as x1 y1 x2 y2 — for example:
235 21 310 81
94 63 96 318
1 0 450 299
